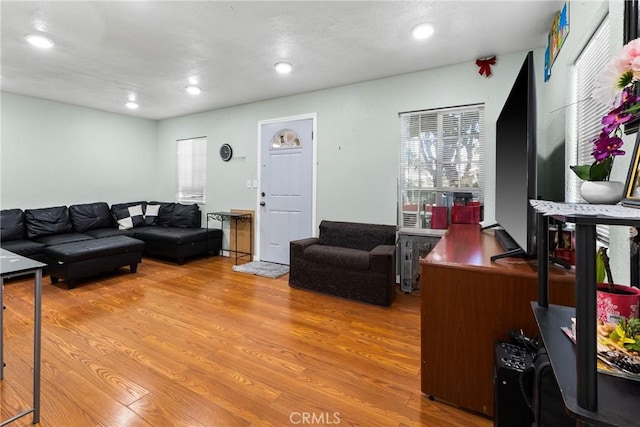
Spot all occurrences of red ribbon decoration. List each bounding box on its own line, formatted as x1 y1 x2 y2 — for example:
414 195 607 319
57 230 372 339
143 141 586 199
476 56 496 77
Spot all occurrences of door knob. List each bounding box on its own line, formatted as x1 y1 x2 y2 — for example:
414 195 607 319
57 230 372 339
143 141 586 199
260 202 266 206
261 192 266 197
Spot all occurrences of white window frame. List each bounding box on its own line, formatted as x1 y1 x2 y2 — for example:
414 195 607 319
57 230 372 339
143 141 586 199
398 104 485 229
571 16 610 243
177 136 207 204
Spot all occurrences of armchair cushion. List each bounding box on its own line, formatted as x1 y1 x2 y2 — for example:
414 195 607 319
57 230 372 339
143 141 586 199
318 220 396 251
304 245 370 270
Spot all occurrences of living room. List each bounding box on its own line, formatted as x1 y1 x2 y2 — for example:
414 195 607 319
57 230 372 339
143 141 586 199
1 1 634 426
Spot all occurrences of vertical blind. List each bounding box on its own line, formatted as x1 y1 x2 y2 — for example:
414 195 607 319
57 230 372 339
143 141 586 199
573 17 610 242
177 136 207 204
399 104 485 228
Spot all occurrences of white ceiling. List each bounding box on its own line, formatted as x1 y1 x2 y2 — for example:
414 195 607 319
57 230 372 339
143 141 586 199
1 1 564 120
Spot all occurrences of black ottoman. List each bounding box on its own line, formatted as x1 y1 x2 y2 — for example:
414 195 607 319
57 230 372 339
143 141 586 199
45 236 144 288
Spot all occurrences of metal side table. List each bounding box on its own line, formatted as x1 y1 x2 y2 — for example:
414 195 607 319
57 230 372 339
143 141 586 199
1 249 45 426
207 212 252 265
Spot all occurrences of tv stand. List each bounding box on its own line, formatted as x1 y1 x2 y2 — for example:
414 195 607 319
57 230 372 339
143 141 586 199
491 228 572 269
419 224 575 416
490 247 526 261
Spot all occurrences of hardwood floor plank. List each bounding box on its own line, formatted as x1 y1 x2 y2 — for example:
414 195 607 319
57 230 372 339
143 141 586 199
1 256 492 426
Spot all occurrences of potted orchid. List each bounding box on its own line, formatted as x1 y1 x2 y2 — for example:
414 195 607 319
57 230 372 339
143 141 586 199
570 39 640 203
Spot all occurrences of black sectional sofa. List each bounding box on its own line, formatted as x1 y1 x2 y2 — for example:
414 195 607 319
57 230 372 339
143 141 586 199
1 201 222 286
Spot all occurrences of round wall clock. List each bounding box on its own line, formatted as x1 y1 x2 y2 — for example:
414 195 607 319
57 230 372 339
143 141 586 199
220 143 233 161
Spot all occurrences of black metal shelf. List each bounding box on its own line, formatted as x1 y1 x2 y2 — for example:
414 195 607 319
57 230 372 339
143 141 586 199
531 303 640 427
534 208 640 427
206 212 252 265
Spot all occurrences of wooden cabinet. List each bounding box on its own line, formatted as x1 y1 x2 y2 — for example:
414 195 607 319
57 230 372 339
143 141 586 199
420 224 575 416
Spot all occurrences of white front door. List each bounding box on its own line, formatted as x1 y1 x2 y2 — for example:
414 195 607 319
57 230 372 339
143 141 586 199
258 115 315 265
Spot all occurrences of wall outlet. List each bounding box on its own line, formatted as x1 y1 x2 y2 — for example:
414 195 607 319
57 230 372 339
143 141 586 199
247 179 251 189
252 179 258 189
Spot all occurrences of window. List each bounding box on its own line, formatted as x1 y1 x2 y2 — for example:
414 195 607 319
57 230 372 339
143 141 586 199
399 104 485 228
177 136 207 204
571 17 610 201
571 17 610 242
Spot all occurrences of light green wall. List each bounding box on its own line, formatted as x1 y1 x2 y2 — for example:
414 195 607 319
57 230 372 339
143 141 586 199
3 0 629 280
158 52 532 228
535 1 632 284
0 92 158 209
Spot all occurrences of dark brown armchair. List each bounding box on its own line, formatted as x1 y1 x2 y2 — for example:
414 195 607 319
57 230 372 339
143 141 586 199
289 220 397 306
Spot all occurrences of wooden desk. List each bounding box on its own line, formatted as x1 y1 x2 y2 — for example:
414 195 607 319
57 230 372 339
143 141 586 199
420 224 575 416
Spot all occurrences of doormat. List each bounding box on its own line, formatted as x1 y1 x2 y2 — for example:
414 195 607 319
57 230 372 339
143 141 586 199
232 261 289 279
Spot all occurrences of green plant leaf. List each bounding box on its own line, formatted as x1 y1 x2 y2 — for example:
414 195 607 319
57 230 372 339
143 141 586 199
570 165 593 180
589 157 613 181
596 250 606 283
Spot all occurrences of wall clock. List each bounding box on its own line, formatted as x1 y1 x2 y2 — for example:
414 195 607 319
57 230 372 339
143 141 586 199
219 143 233 161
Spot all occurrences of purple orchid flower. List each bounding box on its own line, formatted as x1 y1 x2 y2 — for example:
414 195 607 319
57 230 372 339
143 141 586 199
592 133 625 161
601 107 633 134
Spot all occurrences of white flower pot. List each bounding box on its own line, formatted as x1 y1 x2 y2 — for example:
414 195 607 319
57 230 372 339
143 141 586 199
580 180 624 204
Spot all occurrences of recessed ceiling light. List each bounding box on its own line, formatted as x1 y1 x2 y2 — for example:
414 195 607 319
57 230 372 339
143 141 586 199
412 23 434 40
186 86 201 95
25 34 55 49
125 102 139 110
274 62 293 74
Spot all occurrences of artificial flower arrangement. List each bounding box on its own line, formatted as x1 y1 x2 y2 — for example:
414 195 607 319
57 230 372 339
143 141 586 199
570 39 640 181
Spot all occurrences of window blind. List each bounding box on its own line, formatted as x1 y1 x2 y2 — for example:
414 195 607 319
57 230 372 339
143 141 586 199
177 136 207 204
399 104 484 229
573 17 610 242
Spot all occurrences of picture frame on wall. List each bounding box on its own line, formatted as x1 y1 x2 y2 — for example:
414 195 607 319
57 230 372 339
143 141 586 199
544 2 569 81
622 132 640 207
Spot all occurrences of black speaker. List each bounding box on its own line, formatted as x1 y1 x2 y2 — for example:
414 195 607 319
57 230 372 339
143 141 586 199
494 342 535 427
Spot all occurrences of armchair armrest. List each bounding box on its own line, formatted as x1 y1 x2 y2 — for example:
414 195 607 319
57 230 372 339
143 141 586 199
290 237 320 258
370 244 396 274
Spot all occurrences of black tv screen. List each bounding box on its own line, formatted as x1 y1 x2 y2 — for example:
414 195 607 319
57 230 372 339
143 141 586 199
494 51 537 257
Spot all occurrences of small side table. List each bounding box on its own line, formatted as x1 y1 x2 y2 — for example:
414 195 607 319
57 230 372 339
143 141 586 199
1 249 45 426
207 212 252 265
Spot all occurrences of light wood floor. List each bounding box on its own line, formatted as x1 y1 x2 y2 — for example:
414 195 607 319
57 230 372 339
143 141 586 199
1 256 492 426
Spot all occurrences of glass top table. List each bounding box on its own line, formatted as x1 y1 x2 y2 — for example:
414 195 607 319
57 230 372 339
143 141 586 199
1 248 45 426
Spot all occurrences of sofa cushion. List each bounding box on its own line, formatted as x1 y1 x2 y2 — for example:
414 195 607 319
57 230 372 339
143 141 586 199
134 226 208 244
69 202 114 232
84 228 135 239
318 220 396 252
111 201 147 220
304 245 370 270
34 232 95 246
113 204 145 230
170 203 200 228
144 203 161 226
25 206 73 239
0 239 46 258
1 209 26 241
149 202 175 227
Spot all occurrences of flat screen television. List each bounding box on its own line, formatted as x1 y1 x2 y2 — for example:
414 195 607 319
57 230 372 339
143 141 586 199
492 51 537 260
